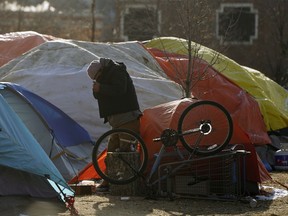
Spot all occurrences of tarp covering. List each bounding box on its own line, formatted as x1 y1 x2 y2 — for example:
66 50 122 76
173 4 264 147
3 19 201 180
144 37 288 132
0 31 56 67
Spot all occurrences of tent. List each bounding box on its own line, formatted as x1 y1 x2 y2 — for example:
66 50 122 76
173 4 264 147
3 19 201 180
140 98 272 184
0 93 74 201
0 82 93 181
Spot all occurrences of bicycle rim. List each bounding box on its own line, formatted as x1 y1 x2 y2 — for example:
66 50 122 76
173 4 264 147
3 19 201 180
178 100 233 156
92 128 148 185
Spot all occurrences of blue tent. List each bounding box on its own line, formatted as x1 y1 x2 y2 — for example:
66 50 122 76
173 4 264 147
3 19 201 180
0 82 93 181
0 94 74 200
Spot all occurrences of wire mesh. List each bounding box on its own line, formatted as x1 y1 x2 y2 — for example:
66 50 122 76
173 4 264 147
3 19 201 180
156 149 249 200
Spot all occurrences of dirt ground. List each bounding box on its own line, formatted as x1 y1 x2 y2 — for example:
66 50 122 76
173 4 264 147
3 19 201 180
62 172 288 216
2 172 288 216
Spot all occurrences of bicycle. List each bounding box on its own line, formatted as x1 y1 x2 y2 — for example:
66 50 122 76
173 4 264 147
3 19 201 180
92 100 233 191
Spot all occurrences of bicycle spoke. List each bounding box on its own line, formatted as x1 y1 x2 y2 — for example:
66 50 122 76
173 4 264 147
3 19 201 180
178 100 233 156
92 128 148 185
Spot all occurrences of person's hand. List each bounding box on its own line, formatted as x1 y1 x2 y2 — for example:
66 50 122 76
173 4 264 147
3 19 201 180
93 81 100 93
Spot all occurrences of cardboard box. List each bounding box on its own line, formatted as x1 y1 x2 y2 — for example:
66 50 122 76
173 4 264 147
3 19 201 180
69 184 95 195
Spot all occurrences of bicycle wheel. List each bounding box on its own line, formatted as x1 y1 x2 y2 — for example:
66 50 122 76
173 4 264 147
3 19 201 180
92 128 148 185
178 100 233 156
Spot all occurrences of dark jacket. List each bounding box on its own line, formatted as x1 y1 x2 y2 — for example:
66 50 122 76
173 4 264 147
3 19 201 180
93 60 140 122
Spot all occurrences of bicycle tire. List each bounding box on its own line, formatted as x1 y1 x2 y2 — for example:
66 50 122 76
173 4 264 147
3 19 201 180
178 100 233 156
92 128 148 185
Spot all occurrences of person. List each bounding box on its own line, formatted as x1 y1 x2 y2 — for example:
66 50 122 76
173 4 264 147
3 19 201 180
87 58 142 191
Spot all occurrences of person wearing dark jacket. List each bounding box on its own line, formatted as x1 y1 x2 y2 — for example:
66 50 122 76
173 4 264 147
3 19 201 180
87 58 142 191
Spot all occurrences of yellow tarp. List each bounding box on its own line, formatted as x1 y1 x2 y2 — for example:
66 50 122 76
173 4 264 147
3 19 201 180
145 37 288 131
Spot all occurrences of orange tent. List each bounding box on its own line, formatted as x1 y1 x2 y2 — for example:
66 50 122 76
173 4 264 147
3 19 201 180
69 149 106 183
140 99 271 184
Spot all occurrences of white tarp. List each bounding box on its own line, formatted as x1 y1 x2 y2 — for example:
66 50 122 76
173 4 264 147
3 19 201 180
0 39 182 140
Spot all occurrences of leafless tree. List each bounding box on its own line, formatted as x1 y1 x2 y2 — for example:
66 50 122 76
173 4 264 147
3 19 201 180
122 0 223 98
91 0 96 42
262 0 288 87
162 0 220 98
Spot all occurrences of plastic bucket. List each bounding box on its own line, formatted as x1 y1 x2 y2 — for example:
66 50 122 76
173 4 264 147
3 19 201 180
274 150 288 171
